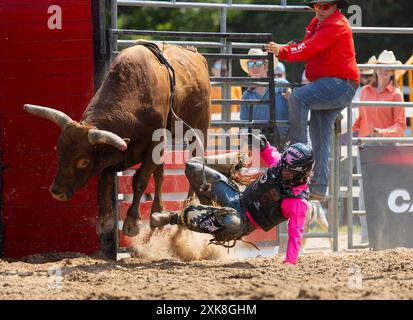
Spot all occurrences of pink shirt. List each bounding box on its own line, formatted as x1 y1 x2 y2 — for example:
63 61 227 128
245 143 309 265
352 83 406 137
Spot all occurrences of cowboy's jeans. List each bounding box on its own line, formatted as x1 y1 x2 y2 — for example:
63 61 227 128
288 77 356 196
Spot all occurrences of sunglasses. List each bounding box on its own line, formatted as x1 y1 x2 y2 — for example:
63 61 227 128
312 3 335 11
213 62 222 69
247 61 266 69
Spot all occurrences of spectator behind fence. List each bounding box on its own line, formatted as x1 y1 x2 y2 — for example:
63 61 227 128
274 61 287 80
346 56 376 139
265 0 358 201
353 55 377 102
352 49 406 244
352 50 406 138
239 48 291 145
210 59 242 115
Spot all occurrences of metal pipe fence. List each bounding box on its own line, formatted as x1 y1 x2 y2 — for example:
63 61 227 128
117 0 311 12
352 101 413 107
117 39 274 49
358 64 413 71
352 27 413 34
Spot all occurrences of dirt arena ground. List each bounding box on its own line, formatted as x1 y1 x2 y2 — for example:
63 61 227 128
1 227 413 300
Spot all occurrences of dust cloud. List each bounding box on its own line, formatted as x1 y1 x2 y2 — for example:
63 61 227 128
130 226 228 261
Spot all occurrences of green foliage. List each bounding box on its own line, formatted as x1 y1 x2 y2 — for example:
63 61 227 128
117 5 223 32
350 0 413 64
114 0 413 73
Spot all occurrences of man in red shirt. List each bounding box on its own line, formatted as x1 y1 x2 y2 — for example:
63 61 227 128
266 0 358 200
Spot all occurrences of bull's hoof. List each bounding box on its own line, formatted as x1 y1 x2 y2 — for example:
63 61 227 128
151 203 164 216
96 215 116 235
122 216 141 237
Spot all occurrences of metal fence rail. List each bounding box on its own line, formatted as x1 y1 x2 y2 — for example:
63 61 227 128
353 101 413 108
117 40 276 49
352 137 413 144
358 64 413 71
352 27 413 34
117 0 311 12
112 29 273 40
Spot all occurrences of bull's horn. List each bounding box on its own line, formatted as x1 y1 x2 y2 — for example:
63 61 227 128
88 129 127 151
23 104 72 130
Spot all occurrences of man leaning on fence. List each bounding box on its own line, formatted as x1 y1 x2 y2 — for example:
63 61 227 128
265 0 358 201
239 48 291 146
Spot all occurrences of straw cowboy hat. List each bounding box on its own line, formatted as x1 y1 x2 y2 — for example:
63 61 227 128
376 50 402 65
240 48 277 74
360 55 377 75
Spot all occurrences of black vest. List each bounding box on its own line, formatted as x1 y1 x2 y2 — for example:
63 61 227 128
240 164 309 232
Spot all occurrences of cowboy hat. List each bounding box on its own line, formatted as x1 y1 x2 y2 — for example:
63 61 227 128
305 0 349 9
240 48 275 74
360 55 377 75
376 50 402 65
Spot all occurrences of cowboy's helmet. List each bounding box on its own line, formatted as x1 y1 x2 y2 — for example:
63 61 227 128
280 143 314 186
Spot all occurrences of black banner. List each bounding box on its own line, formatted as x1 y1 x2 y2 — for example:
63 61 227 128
360 145 413 250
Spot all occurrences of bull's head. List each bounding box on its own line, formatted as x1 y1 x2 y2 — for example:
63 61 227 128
24 104 128 201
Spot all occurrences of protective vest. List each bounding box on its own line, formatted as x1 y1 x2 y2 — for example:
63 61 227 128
240 164 309 232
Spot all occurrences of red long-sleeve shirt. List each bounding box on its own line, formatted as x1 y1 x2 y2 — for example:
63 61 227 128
278 9 359 83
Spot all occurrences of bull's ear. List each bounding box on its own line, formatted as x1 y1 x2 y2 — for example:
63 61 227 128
123 138 131 145
88 129 127 151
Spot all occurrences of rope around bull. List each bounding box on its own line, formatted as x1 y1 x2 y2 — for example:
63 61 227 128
134 41 209 191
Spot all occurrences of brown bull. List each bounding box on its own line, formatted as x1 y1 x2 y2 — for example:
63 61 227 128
24 43 210 238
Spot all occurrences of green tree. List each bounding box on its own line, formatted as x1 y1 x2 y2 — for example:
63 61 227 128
115 0 413 75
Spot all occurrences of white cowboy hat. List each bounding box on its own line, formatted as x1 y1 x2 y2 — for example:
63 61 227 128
240 48 276 74
376 50 402 65
360 55 377 75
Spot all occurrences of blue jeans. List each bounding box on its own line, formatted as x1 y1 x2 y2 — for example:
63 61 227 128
288 77 356 196
185 159 243 212
213 181 243 213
